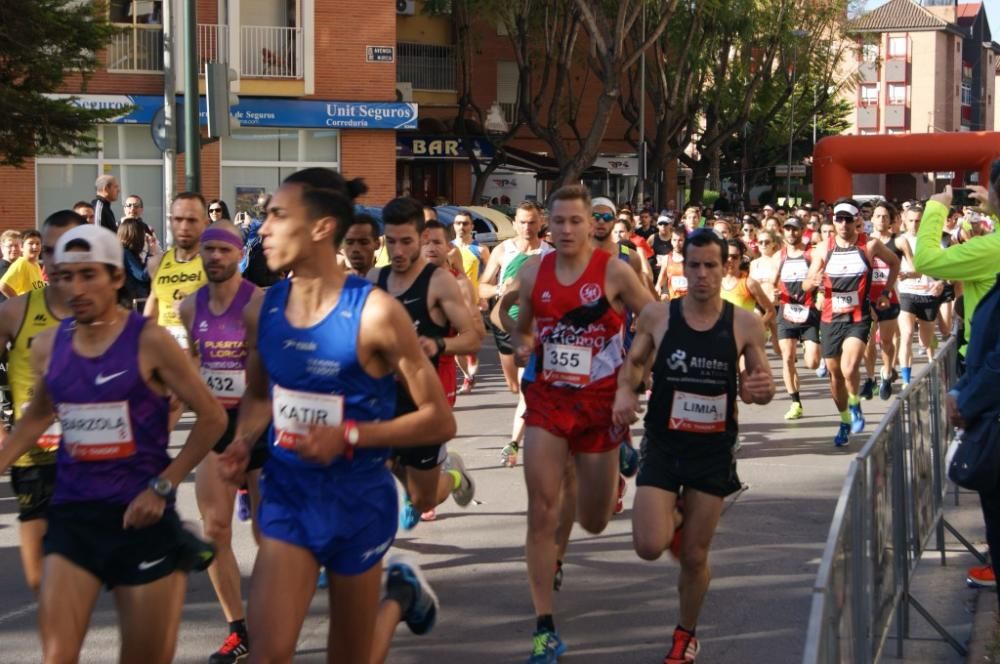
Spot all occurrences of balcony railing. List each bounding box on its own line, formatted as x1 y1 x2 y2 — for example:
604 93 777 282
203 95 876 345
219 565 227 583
240 26 302 79
397 42 456 91
198 23 230 68
107 24 164 72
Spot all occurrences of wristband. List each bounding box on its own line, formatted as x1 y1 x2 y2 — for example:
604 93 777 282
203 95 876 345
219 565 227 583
343 419 359 460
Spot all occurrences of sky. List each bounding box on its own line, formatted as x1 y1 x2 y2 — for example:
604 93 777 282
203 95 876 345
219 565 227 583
862 0 1000 38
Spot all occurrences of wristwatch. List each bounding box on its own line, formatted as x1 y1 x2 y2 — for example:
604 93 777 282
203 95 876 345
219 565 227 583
148 477 175 500
343 419 360 460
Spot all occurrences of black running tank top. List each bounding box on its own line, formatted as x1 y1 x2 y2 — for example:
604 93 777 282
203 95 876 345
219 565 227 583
645 299 739 458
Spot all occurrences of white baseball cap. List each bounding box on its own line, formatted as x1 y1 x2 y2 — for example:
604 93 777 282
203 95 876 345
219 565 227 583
54 224 123 269
591 197 617 214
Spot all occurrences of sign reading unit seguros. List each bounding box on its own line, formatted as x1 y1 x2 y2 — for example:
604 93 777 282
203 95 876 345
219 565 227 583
49 94 419 130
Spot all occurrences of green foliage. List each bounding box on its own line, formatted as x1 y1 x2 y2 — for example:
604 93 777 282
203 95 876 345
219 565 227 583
0 0 120 167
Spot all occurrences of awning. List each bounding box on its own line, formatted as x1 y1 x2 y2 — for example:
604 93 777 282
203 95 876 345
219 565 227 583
498 145 608 180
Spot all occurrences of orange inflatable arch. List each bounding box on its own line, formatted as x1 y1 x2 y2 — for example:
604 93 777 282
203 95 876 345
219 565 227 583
812 132 1000 203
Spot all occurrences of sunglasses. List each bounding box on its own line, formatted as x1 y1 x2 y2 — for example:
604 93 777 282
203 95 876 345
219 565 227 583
758 240 773 245
124 202 142 208
833 216 854 223
593 212 615 222
209 207 223 213
727 254 740 260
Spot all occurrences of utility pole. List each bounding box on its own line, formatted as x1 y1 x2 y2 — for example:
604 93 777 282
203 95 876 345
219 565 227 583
183 0 200 192
162 0 175 245
636 4 646 209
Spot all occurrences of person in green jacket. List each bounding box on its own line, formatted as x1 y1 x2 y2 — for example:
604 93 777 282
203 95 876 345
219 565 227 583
913 178 1000 355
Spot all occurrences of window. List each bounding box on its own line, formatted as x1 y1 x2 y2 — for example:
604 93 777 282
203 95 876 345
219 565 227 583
860 84 879 104
862 43 879 64
497 60 519 125
888 83 906 104
107 1 164 72
888 36 906 58
397 42 456 91
961 83 972 106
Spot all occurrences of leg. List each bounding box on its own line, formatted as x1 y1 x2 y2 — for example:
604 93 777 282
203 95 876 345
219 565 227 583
115 572 188 664
778 338 799 396
324 564 382 664
247 537 320 663
499 353 519 394
404 464 447 513
878 319 897 378
864 328 877 380
38 555 102 664
826 356 847 412
510 393 526 446
839 337 867 398
195 453 244 623
18 518 47 594
632 486 679 561
676 489 725 631
978 487 1000 613
523 426 570 618
803 340 821 370
897 311 915 373
768 317 780 356
554 457 576 563
573 449 620 534
247 468 263 546
917 320 936 361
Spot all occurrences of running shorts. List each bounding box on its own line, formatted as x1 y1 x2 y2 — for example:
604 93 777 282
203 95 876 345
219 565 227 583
213 409 269 471
43 502 211 588
777 304 820 343
636 436 743 498
873 301 900 322
490 320 514 355
10 464 57 522
899 294 942 323
821 321 871 358
257 459 397 576
522 382 626 454
394 443 448 471
940 283 956 303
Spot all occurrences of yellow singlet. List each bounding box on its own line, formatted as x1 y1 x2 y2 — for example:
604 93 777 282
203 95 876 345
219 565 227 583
453 243 482 293
152 247 206 349
8 288 61 467
721 276 756 312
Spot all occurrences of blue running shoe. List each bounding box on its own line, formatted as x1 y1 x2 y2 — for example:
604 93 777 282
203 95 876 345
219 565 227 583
236 489 251 522
399 499 420 531
619 441 639 478
528 628 566 663
317 567 328 589
386 556 438 635
834 422 850 447
849 404 865 434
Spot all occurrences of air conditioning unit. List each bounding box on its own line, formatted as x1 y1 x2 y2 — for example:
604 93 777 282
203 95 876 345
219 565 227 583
396 83 413 102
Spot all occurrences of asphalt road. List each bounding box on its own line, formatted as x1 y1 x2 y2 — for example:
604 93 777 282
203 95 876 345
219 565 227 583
0 345 977 663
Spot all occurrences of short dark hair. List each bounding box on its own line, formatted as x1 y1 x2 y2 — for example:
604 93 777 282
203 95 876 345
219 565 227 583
126 194 145 207
548 184 591 209
351 213 380 239
72 200 93 211
682 228 727 263
43 210 87 230
423 218 454 241
382 196 426 232
874 200 898 219
21 229 42 243
282 168 368 246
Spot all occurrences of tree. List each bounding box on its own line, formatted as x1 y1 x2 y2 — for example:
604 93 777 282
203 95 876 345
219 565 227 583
0 0 120 167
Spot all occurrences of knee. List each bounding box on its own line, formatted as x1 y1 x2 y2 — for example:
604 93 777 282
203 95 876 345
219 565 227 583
527 494 560 532
42 641 78 664
577 511 609 535
202 513 233 546
634 534 665 561
679 544 710 573
804 355 820 370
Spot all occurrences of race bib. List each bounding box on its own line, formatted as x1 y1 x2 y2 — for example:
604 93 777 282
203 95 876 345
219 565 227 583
58 401 134 460
542 343 592 387
167 325 190 350
668 391 727 434
202 367 246 409
831 291 859 314
272 385 344 450
782 304 810 324
21 402 61 451
872 267 889 285
671 276 688 293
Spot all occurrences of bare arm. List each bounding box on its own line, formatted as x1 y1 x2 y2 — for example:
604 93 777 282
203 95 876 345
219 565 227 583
142 253 162 318
0 331 56 474
0 283 15 300
801 250 826 293
734 309 775 405
455 272 486 337
431 269 481 356
610 257 656 316
478 246 504 299
746 277 774 324
177 294 200 362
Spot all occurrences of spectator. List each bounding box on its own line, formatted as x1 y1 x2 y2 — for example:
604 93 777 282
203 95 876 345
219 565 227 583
207 199 231 223
120 194 160 259
72 201 95 225
117 218 152 306
0 230 22 277
122 194 144 221
91 174 120 232
0 230 45 298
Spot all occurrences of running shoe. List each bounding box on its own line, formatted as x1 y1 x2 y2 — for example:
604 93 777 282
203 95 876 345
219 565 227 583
783 402 804 420
209 631 249 664
860 378 875 401
664 626 700 664
816 364 829 379
553 561 563 592
619 441 639 478
236 488 251 523
834 422 850 447
669 497 685 560
878 377 893 401
615 475 627 514
967 563 996 588
458 375 475 395
386 556 438 635
849 404 865 434
421 509 437 521
444 452 476 507
317 567 328 589
500 441 519 468
399 499 420 531
527 628 566 663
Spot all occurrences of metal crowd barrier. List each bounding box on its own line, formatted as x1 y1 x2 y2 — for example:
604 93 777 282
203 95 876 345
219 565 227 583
802 337 980 663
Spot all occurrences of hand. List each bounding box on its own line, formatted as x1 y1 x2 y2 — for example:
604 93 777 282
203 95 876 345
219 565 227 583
293 425 345 465
740 366 773 404
123 488 166 529
875 293 891 311
513 344 532 368
417 336 438 358
969 185 992 214
612 388 642 427
929 185 953 209
218 436 251 485
930 281 945 298
946 393 966 429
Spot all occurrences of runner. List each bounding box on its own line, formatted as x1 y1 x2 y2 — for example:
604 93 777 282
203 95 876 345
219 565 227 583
649 215 674 285
0 224 225 663
655 225 689 300
863 201 904 400
749 229 780 354
771 216 821 420
178 220 267 663
803 199 900 446
500 185 652 663
0 210 84 593
897 205 944 385
451 210 490 394
341 213 381 277
613 228 774 664
218 169 450 664
720 240 773 322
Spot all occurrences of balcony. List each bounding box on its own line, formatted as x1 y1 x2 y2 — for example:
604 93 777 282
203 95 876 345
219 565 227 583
857 105 878 130
240 26 302 79
858 62 878 84
107 24 163 72
884 59 908 84
397 42 456 91
885 104 908 129
198 24 229 69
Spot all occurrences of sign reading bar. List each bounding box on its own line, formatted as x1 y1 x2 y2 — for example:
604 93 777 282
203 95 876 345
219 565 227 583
396 135 497 160
366 46 395 63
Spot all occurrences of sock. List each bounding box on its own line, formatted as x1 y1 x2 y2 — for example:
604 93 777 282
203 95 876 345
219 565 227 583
229 619 247 637
386 576 415 614
790 391 801 404
840 409 851 424
536 614 555 633
847 394 860 407
676 623 696 636
901 366 911 383
556 559 563 571
447 469 463 491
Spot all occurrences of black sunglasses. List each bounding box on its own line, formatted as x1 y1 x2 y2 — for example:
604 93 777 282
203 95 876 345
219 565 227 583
593 212 615 222
209 207 223 213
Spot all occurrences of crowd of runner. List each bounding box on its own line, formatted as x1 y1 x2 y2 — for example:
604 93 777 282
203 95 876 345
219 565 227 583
0 169 986 664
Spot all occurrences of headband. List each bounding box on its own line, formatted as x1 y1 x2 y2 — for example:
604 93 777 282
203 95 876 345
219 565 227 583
201 227 244 249
833 202 859 217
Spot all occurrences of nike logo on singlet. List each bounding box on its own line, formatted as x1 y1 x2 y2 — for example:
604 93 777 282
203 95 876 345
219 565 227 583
94 371 127 386
403 297 421 305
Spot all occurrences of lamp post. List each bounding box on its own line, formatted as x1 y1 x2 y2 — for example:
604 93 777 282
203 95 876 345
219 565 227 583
786 28 808 206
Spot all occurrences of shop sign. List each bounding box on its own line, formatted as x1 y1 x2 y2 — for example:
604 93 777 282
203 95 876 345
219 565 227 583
397 135 496 159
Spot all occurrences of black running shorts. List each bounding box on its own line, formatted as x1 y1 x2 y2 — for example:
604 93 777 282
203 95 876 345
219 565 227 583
899 294 942 323
394 443 448 471
873 301 900 322
213 409 269 471
10 464 57 522
821 321 871 358
636 436 743 498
